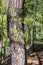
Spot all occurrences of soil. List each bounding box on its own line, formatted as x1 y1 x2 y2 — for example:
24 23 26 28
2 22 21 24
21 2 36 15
0 43 43 65
26 44 43 65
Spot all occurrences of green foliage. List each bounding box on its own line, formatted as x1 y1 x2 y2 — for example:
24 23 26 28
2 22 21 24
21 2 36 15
0 0 43 59
0 0 10 59
23 0 43 44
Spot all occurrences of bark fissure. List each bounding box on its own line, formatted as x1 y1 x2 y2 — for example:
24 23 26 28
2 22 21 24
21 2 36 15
7 0 25 65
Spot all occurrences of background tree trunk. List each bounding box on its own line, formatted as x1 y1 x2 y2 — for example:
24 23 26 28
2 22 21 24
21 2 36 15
7 0 25 65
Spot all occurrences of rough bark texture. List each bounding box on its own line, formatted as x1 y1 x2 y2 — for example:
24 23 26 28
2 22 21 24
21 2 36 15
7 0 25 65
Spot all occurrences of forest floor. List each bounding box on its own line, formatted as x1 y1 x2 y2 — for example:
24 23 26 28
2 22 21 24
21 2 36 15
26 43 43 65
0 43 43 65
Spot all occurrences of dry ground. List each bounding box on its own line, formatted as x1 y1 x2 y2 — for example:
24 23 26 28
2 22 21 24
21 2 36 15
0 43 43 65
26 44 43 65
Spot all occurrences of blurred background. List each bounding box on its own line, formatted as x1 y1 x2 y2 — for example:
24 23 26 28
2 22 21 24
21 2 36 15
0 0 43 61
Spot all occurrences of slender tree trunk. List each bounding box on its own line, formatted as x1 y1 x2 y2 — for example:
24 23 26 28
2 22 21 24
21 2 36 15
7 0 25 65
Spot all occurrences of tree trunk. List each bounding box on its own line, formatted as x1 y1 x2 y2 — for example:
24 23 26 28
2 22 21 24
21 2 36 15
7 0 25 65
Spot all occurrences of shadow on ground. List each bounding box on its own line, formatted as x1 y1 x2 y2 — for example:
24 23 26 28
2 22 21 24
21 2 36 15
26 43 43 65
0 43 43 65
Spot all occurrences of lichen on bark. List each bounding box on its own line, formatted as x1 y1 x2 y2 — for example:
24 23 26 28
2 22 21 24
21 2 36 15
7 0 25 65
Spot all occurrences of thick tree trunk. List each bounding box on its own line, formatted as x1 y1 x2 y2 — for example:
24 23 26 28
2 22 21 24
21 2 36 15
7 0 25 65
